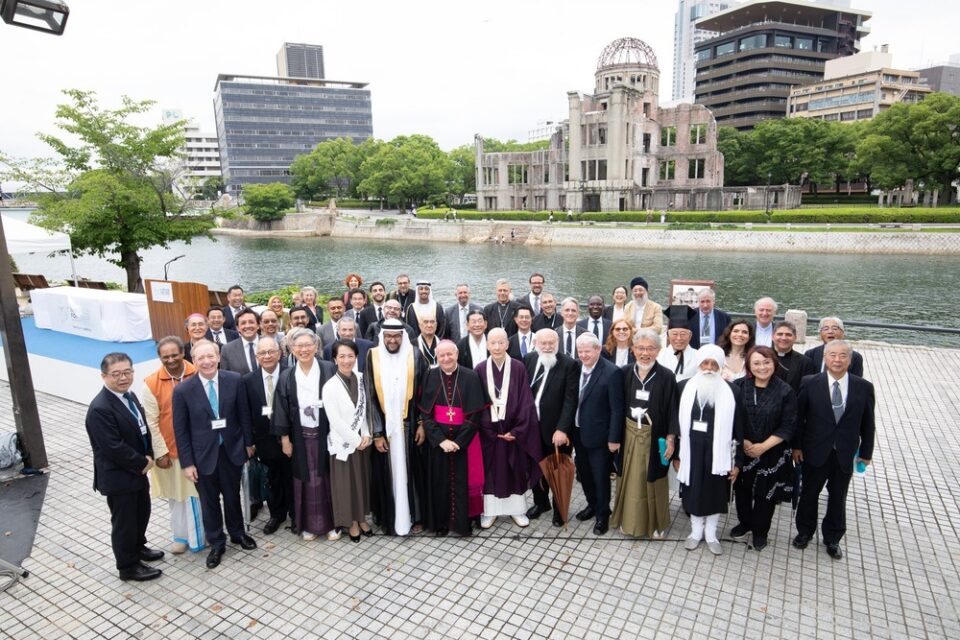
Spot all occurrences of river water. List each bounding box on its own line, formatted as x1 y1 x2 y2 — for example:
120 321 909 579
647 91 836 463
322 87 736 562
9 214 960 347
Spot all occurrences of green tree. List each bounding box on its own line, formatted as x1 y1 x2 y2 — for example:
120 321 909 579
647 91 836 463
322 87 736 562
1 89 214 292
716 127 756 186
348 137 383 199
200 176 225 200
749 118 854 187
243 182 295 221
289 137 358 200
448 144 476 201
481 138 550 152
357 135 453 207
853 93 960 197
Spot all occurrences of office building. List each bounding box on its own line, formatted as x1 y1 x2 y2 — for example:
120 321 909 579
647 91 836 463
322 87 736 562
276 42 325 79
918 56 960 97
788 48 931 122
161 108 222 198
213 73 373 196
693 0 872 130
672 0 731 101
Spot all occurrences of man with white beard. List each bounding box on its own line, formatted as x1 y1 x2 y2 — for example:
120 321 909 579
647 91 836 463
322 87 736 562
523 329 580 526
366 319 426 535
667 344 744 555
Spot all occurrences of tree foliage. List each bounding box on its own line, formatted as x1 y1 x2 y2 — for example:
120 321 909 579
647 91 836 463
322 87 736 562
356 135 454 207
243 182 295 221
1 89 214 292
289 137 358 200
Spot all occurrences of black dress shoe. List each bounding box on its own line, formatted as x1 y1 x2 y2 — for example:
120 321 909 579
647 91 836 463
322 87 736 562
526 504 550 520
361 528 374 538
263 517 283 535
575 506 595 521
139 547 165 562
792 534 812 549
593 518 609 536
826 542 843 559
435 528 448 537
752 535 768 551
552 511 564 527
230 534 257 550
206 546 225 569
119 563 162 581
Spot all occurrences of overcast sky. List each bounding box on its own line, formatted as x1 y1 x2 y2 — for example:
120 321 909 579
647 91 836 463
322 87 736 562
0 0 954 161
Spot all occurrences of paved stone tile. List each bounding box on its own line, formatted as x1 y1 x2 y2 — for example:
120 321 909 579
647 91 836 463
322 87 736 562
1 341 959 639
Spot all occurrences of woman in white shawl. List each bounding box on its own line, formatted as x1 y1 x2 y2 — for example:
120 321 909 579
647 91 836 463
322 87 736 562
322 339 374 542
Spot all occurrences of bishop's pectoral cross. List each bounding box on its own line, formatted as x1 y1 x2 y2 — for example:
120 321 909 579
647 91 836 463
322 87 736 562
446 406 456 422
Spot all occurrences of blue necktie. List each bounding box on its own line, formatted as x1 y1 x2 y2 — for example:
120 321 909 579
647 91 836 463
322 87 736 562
521 335 528 357
123 392 148 451
208 380 222 445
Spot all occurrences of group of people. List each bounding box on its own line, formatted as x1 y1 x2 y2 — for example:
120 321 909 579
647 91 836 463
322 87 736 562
85 272 875 582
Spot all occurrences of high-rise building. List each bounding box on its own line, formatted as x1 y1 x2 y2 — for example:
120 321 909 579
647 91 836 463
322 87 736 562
672 0 731 102
787 48 931 122
918 56 960 97
693 0 872 130
277 42 325 79
161 108 223 198
213 73 373 197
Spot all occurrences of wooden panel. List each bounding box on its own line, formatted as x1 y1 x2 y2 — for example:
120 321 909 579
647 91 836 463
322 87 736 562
145 280 210 342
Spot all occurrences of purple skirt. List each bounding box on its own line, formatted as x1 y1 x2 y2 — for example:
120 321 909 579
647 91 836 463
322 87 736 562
293 430 335 535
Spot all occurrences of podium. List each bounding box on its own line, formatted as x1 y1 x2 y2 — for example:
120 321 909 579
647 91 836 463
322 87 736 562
145 280 210 341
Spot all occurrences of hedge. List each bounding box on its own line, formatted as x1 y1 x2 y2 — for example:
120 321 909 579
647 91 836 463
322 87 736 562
307 198 378 209
770 209 960 223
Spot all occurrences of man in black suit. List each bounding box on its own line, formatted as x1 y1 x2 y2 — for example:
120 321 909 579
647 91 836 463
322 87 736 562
521 273 546 316
241 339 293 536
357 281 388 338
219 308 260 375
221 285 246 331
205 306 239 347
173 340 257 569
507 306 536 360
85 352 164 581
793 340 875 560
524 329 579 526
445 283 482 343
387 274 415 319
457 310 489 369
571 333 625 535
532 292 562 332
577 295 613 347
805 317 865 378
555 297 586 361
483 278 522 336
772 320 816 393
689 289 731 349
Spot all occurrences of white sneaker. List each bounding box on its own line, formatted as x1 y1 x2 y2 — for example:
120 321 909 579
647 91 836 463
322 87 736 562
480 515 496 529
302 531 317 541
325 529 340 541
511 514 530 528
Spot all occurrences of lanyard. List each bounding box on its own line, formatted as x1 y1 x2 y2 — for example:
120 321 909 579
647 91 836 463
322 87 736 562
633 366 657 390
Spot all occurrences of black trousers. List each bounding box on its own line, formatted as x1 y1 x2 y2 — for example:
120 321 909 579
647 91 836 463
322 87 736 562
196 446 244 549
532 438 572 510
105 488 151 571
261 452 294 522
734 471 777 538
795 450 853 545
573 430 612 518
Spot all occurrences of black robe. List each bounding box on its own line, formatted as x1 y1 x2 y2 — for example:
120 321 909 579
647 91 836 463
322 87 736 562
774 350 816 393
620 363 679 483
418 365 485 535
271 360 337 481
365 348 428 535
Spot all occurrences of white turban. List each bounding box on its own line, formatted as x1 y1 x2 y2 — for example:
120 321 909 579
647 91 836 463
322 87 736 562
697 344 726 370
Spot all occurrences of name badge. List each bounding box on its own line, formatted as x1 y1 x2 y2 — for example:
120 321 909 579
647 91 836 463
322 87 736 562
430 363 439 369
692 420 708 433
261 406 273 417
635 390 650 402
211 418 227 430
139 424 148 436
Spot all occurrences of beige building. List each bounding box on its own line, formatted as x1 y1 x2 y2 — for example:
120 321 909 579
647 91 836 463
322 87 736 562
476 38 727 212
787 48 931 122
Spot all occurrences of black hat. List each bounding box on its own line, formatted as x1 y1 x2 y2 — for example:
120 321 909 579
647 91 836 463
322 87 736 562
630 277 649 291
663 305 696 330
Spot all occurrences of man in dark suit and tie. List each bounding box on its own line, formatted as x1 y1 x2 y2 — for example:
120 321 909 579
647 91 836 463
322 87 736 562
173 340 257 569
689 289 731 349
524 329 579 526
521 273 546 316
219 308 261 375
241 339 293 535
357 281 388 338
205 307 239 347
445 283 483 343
577 295 613 347
318 298 347 350
571 333 625 535
85 352 164 581
507 306 537 360
221 285 246 331
793 340 875 560
555 297 586 361
805 317 865 378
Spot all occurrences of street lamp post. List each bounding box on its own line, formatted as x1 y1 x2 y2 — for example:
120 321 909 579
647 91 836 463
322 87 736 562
1 0 69 35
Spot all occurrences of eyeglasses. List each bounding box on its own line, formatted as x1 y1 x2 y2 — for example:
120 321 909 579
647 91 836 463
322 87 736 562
634 346 659 353
257 349 280 356
820 325 842 332
107 369 134 379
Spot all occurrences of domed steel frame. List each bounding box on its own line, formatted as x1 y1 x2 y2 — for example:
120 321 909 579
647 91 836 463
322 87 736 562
596 37 659 71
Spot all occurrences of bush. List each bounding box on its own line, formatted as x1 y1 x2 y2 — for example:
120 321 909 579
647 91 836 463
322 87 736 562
246 285 333 307
307 198 376 209
375 217 396 226
244 183 295 221
770 208 960 223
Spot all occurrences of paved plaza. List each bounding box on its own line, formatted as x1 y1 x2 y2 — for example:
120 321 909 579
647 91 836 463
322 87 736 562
1 341 958 639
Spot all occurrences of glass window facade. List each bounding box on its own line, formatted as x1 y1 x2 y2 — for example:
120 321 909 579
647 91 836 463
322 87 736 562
739 35 767 51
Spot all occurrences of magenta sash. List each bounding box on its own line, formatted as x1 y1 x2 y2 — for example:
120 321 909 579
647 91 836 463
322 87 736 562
467 434 484 517
434 404 464 425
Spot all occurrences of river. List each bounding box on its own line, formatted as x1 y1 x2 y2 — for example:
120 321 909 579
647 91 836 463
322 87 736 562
8 213 960 347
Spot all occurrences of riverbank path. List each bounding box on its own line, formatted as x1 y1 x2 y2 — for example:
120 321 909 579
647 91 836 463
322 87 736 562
1 341 958 639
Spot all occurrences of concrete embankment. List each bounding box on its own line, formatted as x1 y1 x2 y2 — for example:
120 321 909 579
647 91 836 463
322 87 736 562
212 210 960 255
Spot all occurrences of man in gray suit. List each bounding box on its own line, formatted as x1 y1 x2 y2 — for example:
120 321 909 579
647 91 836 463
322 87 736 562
318 298 347 350
219 308 261 375
444 283 482 343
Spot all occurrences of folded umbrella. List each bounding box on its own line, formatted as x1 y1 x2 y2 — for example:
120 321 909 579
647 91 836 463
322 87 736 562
538 444 575 528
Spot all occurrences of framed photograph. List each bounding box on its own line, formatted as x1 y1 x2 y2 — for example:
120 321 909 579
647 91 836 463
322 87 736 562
670 279 715 308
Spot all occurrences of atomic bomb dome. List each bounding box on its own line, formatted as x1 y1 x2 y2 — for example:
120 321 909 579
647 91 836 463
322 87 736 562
596 37 659 71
